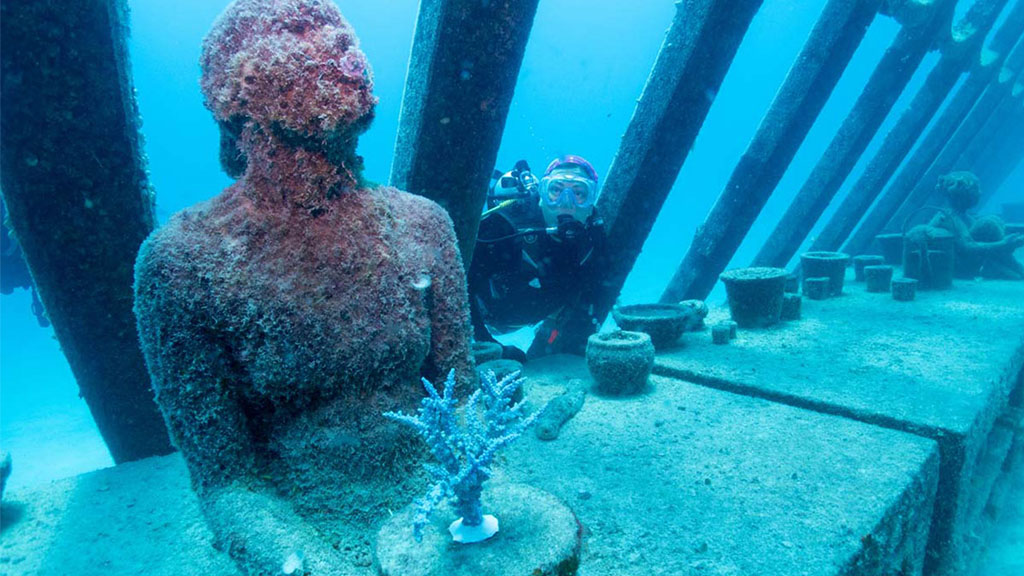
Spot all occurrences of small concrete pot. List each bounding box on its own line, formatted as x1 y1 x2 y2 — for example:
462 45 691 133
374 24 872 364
853 255 885 281
711 324 731 345
803 277 830 300
892 278 918 301
781 293 802 321
612 303 689 349
719 267 789 328
864 265 894 293
586 330 654 396
724 320 738 339
800 251 850 296
471 341 503 365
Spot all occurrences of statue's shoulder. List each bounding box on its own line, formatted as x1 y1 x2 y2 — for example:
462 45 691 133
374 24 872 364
372 186 456 233
136 186 245 289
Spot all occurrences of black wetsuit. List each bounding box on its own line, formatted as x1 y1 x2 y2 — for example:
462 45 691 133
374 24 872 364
468 196 605 359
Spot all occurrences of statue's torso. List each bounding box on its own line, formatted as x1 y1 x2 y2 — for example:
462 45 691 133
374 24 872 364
162 185 449 553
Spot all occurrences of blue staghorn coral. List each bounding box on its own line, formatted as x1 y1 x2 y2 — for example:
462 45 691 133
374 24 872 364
385 369 541 542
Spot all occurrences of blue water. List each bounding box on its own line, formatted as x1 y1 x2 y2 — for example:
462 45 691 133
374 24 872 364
1 0 1022 490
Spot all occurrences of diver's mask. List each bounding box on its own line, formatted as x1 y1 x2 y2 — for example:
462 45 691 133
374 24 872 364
539 173 596 227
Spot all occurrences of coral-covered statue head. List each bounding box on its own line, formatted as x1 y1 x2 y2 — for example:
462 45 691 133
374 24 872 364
200 0 377 208
936 171 981 214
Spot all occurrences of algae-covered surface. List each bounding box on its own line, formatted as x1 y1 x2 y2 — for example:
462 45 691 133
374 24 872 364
502 356 939 576
656 277 1024 438
1 354 941 576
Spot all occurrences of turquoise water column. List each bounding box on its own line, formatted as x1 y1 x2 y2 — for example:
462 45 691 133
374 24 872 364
0 0 173 462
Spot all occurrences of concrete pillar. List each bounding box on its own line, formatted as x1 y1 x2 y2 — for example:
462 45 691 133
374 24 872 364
973 100 1024 203
0 0 173 462
956 94 1024 175
810 0 1024 254
844 21 1024 254
390 0 540 267
752 0 962 268
887 65 1023 231
589 0 763 319
660 0 881 303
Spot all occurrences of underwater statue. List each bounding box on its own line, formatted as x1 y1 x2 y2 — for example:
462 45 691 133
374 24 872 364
928 171 1024 280
133 1 474 574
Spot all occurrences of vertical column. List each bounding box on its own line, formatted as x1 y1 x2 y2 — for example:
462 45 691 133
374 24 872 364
590 0 763 320
390 0 540 267
755 0 1002 267
973 99 1024 203
0 0 173 462
887 64 1023 230
811 0 1024 253
661 0 881 303
844 29 1024 254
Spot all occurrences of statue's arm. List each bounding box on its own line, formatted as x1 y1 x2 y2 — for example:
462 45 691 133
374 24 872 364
133 236 348 576
423 209 475 384
958 234 1020 256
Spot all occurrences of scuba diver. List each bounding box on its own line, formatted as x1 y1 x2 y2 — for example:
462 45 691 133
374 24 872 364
468 155 606 361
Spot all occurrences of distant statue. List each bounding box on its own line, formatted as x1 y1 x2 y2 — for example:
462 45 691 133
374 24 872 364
928 171 1024 280
133 1 473 574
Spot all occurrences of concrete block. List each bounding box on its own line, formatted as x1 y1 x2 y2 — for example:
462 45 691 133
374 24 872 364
0 354 943 576
501 355 940 576
654 275 1024 575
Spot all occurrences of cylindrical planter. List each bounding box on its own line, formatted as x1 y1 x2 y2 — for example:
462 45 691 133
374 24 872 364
892 278 918 301
781 293 802 321
874 233 904 265
853 255 885 281
471 341 503 365
864 265 894 293
718 267 789 328
928 249 954 290
586 330 654 396
1002 201 1024 222
612 303 688 349
902 228 954 290
803 277 831 300
800 252 850 296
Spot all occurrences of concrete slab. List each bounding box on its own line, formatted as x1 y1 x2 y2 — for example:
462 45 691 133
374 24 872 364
653 276 1024 575
501 355 940 576
0 455 241 576
0 355 940 576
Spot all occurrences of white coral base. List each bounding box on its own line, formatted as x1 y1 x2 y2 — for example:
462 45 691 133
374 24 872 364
448 514 499 543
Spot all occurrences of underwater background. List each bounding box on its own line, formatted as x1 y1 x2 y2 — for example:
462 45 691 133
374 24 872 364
1 0 1022 512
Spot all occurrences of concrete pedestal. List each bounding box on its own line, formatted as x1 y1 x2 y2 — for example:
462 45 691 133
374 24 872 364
375 483 581 576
